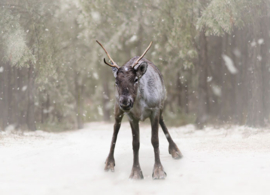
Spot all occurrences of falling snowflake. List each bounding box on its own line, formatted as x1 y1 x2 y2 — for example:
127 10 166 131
258 39 264 45
222 54 238 74
22 86 28 91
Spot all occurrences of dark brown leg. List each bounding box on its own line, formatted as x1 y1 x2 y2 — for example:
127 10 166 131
104 105 123 172
159 112 183 159
151 110 167 179
129 119 143 179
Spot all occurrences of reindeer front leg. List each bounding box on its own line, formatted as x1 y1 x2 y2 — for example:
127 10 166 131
105 105 123 172
129 119 143 179
150 110 167 179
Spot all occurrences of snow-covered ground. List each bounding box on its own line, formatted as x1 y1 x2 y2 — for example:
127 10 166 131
0 122 270 195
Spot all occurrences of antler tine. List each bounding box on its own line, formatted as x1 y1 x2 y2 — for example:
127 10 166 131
104 58 117 68
132 41 153 68
96 40 119 69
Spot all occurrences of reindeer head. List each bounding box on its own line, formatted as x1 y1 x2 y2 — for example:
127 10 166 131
96 40 152 111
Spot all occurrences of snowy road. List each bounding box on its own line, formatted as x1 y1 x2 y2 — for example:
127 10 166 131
0 122 270 195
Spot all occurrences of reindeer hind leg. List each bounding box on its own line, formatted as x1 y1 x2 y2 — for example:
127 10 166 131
159 113 183 159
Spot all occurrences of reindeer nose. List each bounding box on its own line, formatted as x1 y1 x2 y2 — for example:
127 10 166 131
119 97 133 110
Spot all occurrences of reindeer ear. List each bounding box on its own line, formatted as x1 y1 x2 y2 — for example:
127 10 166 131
112 67 118 78
135 62 148 78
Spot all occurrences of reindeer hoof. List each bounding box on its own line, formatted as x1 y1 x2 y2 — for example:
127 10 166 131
129 166 144 180
169 144 183 159
152 164 167 180
104 157 115 172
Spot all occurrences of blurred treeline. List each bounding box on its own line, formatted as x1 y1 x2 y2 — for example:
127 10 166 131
0 0 269 131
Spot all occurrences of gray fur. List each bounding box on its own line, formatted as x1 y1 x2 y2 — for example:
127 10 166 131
104 56 182 179
115 57 166 121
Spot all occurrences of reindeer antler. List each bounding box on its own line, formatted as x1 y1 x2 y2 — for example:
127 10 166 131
132 41 153 68
96 40 120 69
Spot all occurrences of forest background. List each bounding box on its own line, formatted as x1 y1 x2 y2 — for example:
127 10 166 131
0 0 269 131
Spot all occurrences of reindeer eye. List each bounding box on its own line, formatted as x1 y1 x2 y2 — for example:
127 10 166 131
115 81 118 85
134 78 138 83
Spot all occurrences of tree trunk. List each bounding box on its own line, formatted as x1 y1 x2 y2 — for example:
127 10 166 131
1 62 11 130
26 63 36 131
196 29 209 129
74 72 84 129
102 71 111 121
184 80 189 114
260 7 270 125
246 27 264 127
176 71 182 109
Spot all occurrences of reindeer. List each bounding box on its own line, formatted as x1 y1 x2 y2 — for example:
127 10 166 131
96 40 183 180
